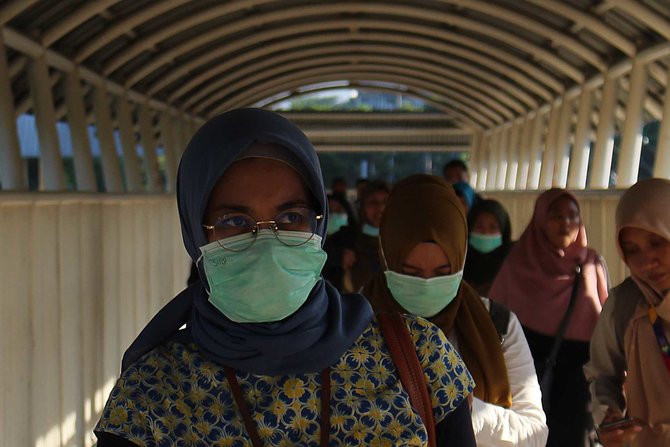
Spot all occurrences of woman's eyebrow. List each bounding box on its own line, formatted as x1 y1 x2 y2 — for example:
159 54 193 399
210 204 250 214
209 199 312 217
277 199 312 210
401 263 420 270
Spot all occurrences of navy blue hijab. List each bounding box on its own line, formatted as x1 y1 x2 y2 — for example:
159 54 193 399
122 108 373 375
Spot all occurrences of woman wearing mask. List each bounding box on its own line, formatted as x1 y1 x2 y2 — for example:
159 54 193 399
323 180 390 292
489 188 608 447
464 199 514 296
94 109 475 446
364 174 548 447
326 193 351 236
586 178 670 446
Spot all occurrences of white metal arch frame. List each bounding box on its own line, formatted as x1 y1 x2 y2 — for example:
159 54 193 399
107 2 583 92
166 33 541 112
96 2 606 83
214 65 505 126
188 50 526 118
229 70 492 128
146 18 561 103
205 57 516 121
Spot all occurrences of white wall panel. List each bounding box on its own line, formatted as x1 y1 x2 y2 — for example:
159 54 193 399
0 194 190 447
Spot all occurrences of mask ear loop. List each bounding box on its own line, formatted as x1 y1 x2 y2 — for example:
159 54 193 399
378 233 391 272
195 255 212 296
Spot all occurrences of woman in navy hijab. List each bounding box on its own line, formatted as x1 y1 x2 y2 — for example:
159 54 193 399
95 109 475 446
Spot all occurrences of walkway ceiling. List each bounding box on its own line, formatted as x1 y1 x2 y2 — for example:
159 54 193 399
1 0 670 140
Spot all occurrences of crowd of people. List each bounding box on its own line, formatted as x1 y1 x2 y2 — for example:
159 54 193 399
95 109 670 446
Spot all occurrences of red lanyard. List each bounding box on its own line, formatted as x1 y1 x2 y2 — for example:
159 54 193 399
224 367 331 447
649 305 670 373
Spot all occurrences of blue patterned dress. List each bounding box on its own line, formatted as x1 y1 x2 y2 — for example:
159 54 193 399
96 315 474 446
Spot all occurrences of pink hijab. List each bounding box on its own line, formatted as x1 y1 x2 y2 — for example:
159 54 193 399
488 188 608 341
616 178 670 430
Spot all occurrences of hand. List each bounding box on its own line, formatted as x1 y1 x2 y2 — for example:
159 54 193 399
598 408 643 447
342 249 356 270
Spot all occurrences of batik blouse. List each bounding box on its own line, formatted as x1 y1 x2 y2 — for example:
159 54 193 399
96 315 474 446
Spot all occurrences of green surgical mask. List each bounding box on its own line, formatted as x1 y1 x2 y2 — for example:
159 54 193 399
327 212 348 235
469 232 503 254
362 223 380 237
384 270 463 318
199 230 328 323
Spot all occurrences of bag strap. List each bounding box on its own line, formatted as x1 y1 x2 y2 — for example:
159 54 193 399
542 265 583 375
225 366 331 447
489 299 511 343
377 312 436 447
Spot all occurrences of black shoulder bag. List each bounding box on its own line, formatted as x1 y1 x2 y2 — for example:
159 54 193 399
539 264 582 414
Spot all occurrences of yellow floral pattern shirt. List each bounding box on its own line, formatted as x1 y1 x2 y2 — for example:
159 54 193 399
96 315 474 446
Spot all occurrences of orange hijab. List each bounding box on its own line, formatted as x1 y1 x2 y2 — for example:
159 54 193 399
363 174 511 407
615 178 670 427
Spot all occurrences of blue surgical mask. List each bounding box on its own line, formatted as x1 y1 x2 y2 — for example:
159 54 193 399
362 223 380 237
469 232 503 254
327 212 348 235
199 230 328 323
384 270 463 318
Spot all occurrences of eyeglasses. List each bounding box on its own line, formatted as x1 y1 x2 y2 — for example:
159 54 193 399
203 207 324 251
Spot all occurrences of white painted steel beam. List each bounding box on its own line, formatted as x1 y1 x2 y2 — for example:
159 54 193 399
539 101 562 189
116 95 144 192
167 35 542 109
178 43 530 115
506 120 522 190
486 127 501 191
212 26 549 103
617 59 648 187
41 0 120 46
476 133 490 191
496 125 511 191
0 36 25 190
526 0 635 56
159 111 177 193
220 71 492 129
93 84 123 192
589 75 619 189
527 111 546 190
553 96 574 188
27 56 66 191
469 132 482 189
442 0 606 72
614 0 670 41
568 87 595 189
138 103 161 192
0 0 39 25
75 0 193 62
208 63 511 123
64 70 97 192
516 114 535 190
104 0 272 75
653 62 670 180
1 27 203 124
117 4 581 90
